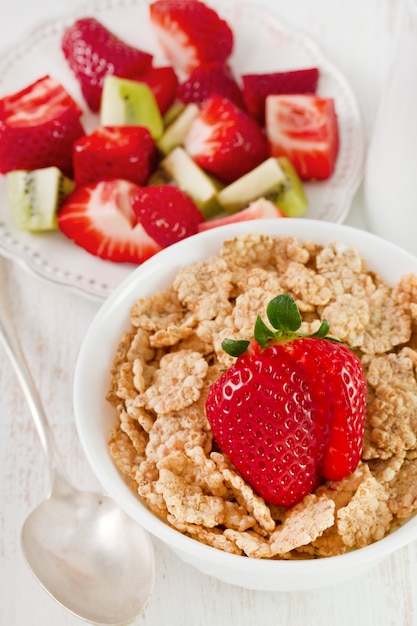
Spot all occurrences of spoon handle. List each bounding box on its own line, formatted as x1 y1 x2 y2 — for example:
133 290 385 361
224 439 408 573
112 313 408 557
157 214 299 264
0 258 69 489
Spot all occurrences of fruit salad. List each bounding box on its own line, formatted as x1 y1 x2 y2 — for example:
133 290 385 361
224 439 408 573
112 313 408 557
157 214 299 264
0 0 340 265
107 232 417 558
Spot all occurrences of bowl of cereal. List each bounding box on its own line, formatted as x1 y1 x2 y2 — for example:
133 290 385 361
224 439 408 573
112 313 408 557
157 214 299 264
74 218 417 591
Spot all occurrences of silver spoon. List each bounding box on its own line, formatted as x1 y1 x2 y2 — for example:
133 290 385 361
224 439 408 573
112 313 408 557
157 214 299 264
0 259 155 625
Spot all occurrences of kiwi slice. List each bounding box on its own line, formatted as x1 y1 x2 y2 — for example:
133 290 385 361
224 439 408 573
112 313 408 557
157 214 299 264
6 167 74 231
152 147 223 218
217 157 308 217
100 76 164 140
268 157 308 217
157 103 199 156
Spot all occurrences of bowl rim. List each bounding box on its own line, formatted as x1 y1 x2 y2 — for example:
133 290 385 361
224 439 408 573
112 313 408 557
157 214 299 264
74 218 417 571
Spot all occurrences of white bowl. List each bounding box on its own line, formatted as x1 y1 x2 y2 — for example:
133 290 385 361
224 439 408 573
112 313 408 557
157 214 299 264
73 218 417 591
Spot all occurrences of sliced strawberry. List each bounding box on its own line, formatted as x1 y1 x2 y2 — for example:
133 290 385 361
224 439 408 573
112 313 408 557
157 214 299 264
265 94 339 180
176 62 244 109
0 75 84 176
61 18 153 112
149 0 233 74
135 66 179 114
58 179 162 263
132 185 204 248
184 95 269 184
242 67 319 125
73 126 158 186
198 198 284 232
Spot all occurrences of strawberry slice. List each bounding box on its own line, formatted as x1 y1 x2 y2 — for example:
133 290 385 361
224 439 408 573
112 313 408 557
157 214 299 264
61 18 153 112
58 180 162 263
242 67 319 125
73 126 158 186
176 62 244 109
136 66 179 114
265 94 339 180
198 198 284 232
149 0 233 74
184 95 269 184
0 75 84 176
132 185 204 248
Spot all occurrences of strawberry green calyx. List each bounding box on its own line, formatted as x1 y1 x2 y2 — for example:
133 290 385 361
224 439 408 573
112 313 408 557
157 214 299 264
221 294 330 357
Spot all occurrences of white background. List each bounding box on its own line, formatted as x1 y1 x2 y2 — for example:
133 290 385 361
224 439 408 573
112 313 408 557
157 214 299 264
2 0 417 625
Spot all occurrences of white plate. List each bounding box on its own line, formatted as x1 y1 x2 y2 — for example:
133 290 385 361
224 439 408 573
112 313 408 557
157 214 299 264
0 0 365 300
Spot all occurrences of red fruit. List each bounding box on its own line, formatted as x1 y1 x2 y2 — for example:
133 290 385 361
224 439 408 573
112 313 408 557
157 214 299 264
73 126 158 186
265 94 339 180
0 75 84 176
132 185 204 248
61 18 153 112
242 67 319 125
205 294 367 507
149 0 233 74
198 198 284 232
137 66 179 114
184 95 269 184
177 62 244 109
58 179 162 264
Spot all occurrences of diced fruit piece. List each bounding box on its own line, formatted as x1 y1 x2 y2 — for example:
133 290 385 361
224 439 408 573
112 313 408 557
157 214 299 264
136 66 179 114
132 185 204 247
242 68 319 125
216 156 307 217
61 17 153 112
216 157 286 214
198 198 284 232
184 95 269 184
100 76 164 139
149 0 233 74
205 294 367 507
163 100 186 126
153 147 223 218
0 75 84 176
176 62 244 109
6 167 74 231
58 179 162 263
271 157 308 217
157 103 199 155
265 94 339 180
73 126 157 186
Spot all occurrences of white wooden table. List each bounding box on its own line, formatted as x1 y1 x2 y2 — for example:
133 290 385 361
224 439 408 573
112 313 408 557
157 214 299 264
2 0 417 625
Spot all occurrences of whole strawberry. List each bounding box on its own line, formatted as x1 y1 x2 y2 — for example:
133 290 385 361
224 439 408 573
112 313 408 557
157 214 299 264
205 294 367 507
61 18 153 112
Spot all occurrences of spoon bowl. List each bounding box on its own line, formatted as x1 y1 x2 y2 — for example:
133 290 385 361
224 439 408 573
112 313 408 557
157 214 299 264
0 258 155 625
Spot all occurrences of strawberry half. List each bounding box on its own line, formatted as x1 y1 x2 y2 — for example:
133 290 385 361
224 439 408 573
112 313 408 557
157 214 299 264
184 95 269 184
58 179 162 263
265 94 339 180
149 0 234 74
0 75 84 176
132 185 204 248
73 126 158 186
198 198 284 232
205 294 367 507
61 18 153 112
176 62 245 109
242 67 319 125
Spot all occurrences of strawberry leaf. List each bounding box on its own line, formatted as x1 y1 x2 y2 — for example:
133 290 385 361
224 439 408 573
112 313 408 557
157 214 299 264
221 338 250 357
254 315 276 348
266 294 302 332
310 320 330 338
